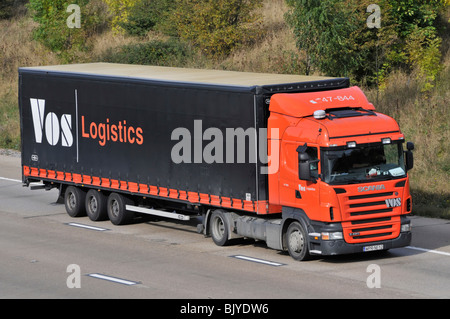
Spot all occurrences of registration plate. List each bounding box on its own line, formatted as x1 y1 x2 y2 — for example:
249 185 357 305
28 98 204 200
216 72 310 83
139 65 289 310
363 244 384 252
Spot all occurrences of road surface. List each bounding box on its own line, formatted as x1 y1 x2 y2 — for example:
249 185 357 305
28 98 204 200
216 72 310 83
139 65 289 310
1 152 449 301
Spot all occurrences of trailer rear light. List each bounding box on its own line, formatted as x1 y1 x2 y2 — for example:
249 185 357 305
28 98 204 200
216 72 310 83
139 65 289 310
321 232 343 240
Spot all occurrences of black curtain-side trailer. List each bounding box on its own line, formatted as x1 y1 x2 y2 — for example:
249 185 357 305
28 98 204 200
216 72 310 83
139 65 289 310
19 65 349 215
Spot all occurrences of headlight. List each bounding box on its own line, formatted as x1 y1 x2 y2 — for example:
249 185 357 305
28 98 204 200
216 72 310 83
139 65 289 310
401 223 412 232
321 232 343 240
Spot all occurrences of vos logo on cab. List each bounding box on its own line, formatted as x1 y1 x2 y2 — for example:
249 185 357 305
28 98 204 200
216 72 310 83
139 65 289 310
385 198 401 208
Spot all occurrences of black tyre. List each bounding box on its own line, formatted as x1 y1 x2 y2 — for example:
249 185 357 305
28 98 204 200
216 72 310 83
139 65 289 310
64 186 86 217
85 189 108 221
285 221 311 261
210 210 230 246
107 193 134 225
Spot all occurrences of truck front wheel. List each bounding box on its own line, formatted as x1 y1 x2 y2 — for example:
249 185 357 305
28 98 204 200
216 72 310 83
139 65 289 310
286 221 311 261
107 193 134 225
64 186 86 217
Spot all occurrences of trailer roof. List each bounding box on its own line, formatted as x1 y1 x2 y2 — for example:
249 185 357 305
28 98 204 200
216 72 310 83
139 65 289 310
20 62 338 88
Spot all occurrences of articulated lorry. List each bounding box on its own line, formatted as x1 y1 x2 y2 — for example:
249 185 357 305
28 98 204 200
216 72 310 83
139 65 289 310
19 63 414 260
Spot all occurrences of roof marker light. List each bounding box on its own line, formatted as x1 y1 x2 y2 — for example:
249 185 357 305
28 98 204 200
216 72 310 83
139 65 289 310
382 138 391 144
313 110 326 119
347 141 357 148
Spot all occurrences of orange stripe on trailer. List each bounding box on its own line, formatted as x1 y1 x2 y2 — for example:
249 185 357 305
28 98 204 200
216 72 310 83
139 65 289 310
22 165 279 214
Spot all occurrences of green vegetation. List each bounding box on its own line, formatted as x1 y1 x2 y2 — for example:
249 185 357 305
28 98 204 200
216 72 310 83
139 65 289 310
168 0 263 58
285 0 446 88
0 89 20 150
119 0 176 37
100 39 195 66
0 0 448 218
26 0 109 61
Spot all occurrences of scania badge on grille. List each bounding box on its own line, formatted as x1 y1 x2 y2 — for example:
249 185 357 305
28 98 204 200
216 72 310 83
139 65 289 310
358 184 385 192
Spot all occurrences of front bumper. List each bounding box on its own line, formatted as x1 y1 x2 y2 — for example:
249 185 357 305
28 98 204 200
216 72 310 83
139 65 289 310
308 216 412 256
314 232 411 256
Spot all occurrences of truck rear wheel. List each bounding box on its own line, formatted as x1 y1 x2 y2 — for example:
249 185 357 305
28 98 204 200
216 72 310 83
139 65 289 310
85 189 108 221
210 210 230 246
64 186 86 217
107 193 134 225
286 221 311 261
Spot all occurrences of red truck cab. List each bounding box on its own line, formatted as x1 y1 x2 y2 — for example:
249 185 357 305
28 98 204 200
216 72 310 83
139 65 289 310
267 86 413 259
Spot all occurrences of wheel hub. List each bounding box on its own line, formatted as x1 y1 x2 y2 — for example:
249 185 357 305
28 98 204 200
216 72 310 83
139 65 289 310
68 193 76 209
89 196 98 212
288 230 304 253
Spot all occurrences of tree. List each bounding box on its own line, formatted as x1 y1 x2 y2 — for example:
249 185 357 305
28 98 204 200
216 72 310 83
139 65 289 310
169 0 263 58
120 0 176 37
285 0 397 80
385 0 445 90
285 0 446 88
103 0 134 34
285 0 355 76
27 0 108 59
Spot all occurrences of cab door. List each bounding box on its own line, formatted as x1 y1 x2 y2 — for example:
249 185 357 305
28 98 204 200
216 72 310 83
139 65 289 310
279 141 320 212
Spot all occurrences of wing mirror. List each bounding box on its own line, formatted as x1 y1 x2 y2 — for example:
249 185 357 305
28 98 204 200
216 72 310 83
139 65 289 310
297 144 317 183
405 141 414 171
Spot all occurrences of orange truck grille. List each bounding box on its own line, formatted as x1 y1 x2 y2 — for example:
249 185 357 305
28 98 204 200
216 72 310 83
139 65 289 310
340 191 401 244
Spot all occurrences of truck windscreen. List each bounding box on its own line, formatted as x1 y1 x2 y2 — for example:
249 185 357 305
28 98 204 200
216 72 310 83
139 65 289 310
322 141 406 185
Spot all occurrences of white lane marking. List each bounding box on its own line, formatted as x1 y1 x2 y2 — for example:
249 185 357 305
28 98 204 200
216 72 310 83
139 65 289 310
0 177 22 183
231 255 285 267
405 246 450 257
87 273 140 286
66 222 109 232
0 176 43 186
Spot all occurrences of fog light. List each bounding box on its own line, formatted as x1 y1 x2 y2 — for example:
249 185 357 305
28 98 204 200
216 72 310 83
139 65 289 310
321 232 343 240
401 223 412 233
347 141 357 148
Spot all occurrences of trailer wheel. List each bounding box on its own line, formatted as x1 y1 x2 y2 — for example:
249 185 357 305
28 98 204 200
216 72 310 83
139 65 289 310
286 221 311 261
107 193 134 225
64 186 86 217
210 210 230 246
85 189 108 221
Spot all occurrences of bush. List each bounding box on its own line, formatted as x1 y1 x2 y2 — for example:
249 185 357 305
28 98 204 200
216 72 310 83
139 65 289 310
0 0 27 19
99 39 194 66
0 89 20 150
120 0 176 37
169 0 263 58
103 0 134 34
27 0 109 60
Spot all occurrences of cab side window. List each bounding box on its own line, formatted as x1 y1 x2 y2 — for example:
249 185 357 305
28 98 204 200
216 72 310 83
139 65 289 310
306 147 319 179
